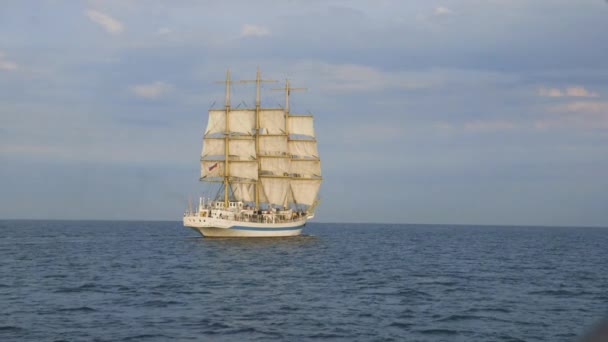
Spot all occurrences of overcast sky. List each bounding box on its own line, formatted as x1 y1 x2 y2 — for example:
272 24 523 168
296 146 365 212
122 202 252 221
1 0 607 226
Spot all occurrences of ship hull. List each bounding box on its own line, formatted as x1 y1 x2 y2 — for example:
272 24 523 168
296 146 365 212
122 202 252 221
183 216 305 237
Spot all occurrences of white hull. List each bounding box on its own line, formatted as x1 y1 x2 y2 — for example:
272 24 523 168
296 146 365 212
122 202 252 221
183 215 307 237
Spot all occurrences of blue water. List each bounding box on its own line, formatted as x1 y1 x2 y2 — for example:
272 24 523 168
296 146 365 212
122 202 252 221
1 221 607 341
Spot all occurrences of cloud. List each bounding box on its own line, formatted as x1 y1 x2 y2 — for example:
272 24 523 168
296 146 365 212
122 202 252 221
0 51 18 71
564 86 598 98
85 9 124 34
552 101 608 113
434 6 453 15
536 101 608 129
157 27 172 35
463 120 517 132
538 87 564 97
538 86 599 98
314 63 438 93
130 81 174 99
241 24 270 37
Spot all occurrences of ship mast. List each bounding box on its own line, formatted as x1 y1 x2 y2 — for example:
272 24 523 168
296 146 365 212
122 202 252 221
215 69 232 207
238 67 277 209
274 80 306 208
273 79 306 115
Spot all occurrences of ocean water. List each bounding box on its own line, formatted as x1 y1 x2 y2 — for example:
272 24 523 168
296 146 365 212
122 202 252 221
1 221 607 341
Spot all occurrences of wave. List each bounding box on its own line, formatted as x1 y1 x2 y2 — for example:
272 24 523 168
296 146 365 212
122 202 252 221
139 300 182 307
53 283 99 293
0 325 25 332
57 306 96 313
528 289 592 297
122 334 169 341
416 328 461 335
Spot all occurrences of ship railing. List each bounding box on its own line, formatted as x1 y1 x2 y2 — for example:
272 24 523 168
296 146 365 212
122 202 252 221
185 211 306 223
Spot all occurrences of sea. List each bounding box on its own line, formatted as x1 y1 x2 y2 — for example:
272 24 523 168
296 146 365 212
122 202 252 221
1 221 607 341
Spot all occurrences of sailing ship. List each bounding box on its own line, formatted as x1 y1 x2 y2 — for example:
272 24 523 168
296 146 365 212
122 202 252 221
183 68 322 237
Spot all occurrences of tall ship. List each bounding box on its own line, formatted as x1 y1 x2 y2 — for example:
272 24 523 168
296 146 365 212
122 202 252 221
183 69 322 237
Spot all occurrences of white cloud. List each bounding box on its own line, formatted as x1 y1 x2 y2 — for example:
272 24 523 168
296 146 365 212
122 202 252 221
85 9 124 34
0 51 18 71
552 101 608 113
157 27 172 35
463 120 517 132
241 24 270 37
538 87 563 97
130 81 174 99
565 86 598 98
315 63 438 93
434 6 453 15
536 101 608 129
539 85 599 98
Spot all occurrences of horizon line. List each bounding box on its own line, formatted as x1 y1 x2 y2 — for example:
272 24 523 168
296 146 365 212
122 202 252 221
0 218 606 229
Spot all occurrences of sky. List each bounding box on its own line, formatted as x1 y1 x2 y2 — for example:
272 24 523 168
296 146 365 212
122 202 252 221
1 0 608 226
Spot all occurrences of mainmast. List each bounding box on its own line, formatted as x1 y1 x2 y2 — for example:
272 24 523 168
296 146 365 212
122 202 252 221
238 67 277 209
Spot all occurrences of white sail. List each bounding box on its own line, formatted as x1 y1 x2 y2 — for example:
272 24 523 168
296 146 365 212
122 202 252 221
290 159 321 177
260 109 285 134
259 135 289 156
202 138 255 160
229 139 256 160
232 183 255 202
288 115 315 137
229 109 256 135
229 161 258 180
260 157 290 176
205 109 255 135
201 160 224 179
201 138 224 157
205 110 226 135
289 140 318 158
260 177 290 206
200 160 257 181
290 179 321 206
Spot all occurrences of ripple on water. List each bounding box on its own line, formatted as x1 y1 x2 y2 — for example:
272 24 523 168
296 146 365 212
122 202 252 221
139 300 182 308
2 221 608 341
416 328 462 336
121 334 170 341
57 306 97 313
0 326 25 332
53 283 98 293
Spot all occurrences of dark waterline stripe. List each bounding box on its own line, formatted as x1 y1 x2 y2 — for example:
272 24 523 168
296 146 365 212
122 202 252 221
229 226 303 231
